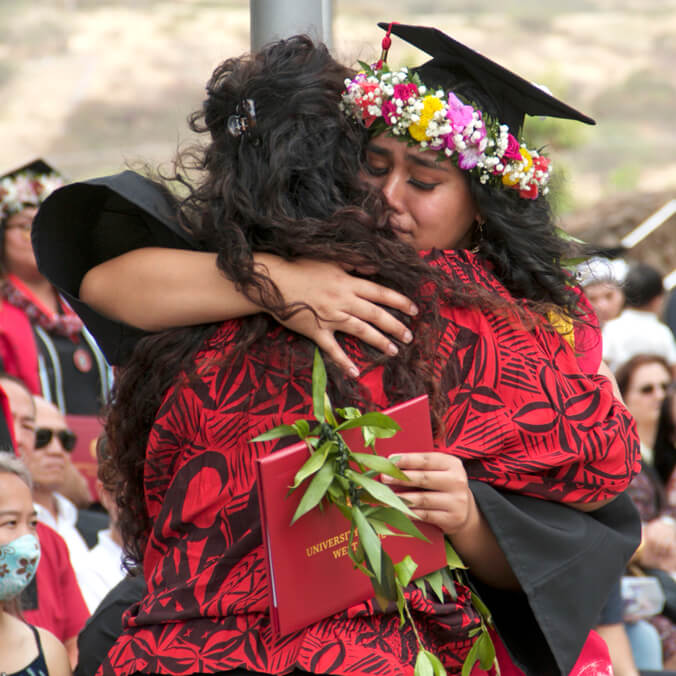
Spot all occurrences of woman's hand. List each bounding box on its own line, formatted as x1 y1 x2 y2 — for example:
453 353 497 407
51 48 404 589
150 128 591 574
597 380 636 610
381 452 474 534
259 256 417 378
382 452 520 589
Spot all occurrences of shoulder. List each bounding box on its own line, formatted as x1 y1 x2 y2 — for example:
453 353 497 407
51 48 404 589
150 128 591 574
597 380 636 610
36 626 72 676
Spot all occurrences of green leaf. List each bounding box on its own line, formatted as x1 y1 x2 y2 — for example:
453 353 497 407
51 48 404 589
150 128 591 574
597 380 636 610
352 505 383 583
440 567 457 601
369 507 428 541
312 348 327 423
324 393 338 427
425 569 444 603
334 412 401 432
290 440 335 489
461 635 481 676
290 459 335 524
250 424 298 442
344 469 418 520
292 419 311 439
371 549 398 602
350 453 409 481
336 406 361 420
476 631 496 670
424 650 447 676
363 426 376 448
471 591 492 624
370 520 396 538
394 555 418 588
415 650 434 676
444 539 468 570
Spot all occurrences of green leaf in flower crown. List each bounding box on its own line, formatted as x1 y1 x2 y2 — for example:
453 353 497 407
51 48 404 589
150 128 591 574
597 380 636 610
290 440 336 489
344 469 418 520
312 348 327 423
444 538 468 570
292 419 311 439
368 506 428 542
425 569 445 603
350 453 409 481
352 504 383 583
291 459 335 524
415 650 434 676
335 412 401 433
394 554 418 588
250 424 298 442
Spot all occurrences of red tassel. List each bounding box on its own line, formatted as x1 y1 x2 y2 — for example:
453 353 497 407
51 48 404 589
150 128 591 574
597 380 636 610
375 21 397 69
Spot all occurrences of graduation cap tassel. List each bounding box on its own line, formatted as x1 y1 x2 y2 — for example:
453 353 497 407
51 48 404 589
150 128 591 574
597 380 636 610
375 21 397 69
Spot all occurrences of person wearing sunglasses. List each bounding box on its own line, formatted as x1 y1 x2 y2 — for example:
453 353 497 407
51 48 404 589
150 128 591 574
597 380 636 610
616 354 676 668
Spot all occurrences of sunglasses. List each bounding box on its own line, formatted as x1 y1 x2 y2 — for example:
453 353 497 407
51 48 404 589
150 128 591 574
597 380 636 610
637 382 671 396
34 427 77 452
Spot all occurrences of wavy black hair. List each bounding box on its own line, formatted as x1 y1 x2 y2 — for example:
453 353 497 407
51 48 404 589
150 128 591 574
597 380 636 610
105 36 586 567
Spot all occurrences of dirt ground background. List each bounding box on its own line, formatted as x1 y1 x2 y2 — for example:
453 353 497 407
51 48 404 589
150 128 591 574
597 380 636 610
1 0 675 254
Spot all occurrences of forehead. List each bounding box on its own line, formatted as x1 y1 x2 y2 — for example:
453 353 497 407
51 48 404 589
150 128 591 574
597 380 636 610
0 380 35 418
0 472 33 511
34 399 66 428
631 362 671 385
368 133 448 165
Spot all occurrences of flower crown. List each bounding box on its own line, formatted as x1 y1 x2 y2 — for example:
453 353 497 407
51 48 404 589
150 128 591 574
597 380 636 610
0 171 65 222
341 62 552 200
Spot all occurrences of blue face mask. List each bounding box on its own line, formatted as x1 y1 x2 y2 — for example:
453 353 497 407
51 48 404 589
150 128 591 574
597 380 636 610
0 533 41 601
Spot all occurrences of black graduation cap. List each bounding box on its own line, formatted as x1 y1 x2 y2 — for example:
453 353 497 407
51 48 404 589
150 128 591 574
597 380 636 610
378 22 595 134
0 158 60 181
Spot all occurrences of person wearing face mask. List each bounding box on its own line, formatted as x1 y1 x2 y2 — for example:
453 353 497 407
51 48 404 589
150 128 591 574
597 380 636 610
0 451 71 676
34 29 642 676
0 375 89 669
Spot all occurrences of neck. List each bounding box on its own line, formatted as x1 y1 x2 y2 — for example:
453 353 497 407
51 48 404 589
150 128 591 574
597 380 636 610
8 272 60 313
33 489 59 519
637 421 657 451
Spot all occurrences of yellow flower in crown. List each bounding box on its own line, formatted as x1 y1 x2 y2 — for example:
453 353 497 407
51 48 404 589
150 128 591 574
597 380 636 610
408 95 443 142
502 147 534 187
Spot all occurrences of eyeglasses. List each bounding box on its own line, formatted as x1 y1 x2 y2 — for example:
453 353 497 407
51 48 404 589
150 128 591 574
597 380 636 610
34 427 77 452
637 382 671 396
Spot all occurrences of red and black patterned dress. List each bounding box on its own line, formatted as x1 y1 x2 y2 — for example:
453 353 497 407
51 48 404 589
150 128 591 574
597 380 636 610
100 250 640 676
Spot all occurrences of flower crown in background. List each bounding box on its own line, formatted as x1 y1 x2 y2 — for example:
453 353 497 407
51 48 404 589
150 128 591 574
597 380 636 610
0 172 65 221
341 63 552 200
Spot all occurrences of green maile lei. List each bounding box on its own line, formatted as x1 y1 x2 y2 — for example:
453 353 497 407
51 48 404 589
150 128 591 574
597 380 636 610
252 349 499 676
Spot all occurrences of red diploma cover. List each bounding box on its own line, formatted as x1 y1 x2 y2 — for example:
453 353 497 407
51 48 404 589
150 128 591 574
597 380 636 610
256 395 447 636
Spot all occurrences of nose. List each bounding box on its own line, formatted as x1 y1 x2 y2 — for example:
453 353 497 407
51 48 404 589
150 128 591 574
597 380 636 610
381 171 405 214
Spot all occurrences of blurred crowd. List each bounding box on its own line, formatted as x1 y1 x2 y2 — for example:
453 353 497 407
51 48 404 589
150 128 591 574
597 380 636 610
0 159 674 676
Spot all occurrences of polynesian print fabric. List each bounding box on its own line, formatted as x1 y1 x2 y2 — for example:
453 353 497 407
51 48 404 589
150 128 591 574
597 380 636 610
100 250 640 676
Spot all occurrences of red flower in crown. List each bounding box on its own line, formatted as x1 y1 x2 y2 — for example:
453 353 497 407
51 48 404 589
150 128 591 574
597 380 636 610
392 82 418 102
519 181 539 200
532 155 551 175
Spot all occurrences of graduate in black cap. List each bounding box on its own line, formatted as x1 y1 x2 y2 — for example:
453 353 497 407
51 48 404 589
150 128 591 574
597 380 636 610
33 27 641 676
0 160 112 417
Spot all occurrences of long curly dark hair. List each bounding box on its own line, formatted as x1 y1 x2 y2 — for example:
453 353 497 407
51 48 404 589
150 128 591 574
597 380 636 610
105 36 587 567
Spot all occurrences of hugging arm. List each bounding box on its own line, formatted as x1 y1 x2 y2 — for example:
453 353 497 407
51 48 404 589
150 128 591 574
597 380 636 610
80 248 417 377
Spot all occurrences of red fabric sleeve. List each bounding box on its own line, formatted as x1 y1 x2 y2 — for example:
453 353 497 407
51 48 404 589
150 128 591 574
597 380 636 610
0 300 42 394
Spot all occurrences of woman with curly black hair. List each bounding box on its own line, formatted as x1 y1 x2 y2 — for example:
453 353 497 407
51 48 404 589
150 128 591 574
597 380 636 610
34 26 641 676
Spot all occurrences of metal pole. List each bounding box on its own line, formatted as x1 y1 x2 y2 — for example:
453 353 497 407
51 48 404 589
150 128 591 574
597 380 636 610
250 0 333 52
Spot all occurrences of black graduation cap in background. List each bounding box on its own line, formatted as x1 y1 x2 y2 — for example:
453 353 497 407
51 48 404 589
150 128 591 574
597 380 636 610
378 22 595 134
0 158 60 181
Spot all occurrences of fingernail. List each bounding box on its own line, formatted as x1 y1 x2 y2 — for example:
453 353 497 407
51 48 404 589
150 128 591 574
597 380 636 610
387 343 399 356
410 304 419 316
348 367 360 379
403 330 413 343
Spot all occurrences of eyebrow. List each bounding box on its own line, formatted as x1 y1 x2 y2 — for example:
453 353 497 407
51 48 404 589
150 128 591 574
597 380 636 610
0 510 37 518
367 143 450 172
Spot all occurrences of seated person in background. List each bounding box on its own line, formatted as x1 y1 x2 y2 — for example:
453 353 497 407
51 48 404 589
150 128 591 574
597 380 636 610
0 374 90 667
0 160 112 416
578 256 627 328
75 437 125 613
0 451 71 676
603 263 676 375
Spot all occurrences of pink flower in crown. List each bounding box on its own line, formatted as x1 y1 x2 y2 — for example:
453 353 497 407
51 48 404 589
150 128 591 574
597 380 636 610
503 134 523 161
445 93 474 132
381 100 399 125
457 146 482 170
393 82 419 103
